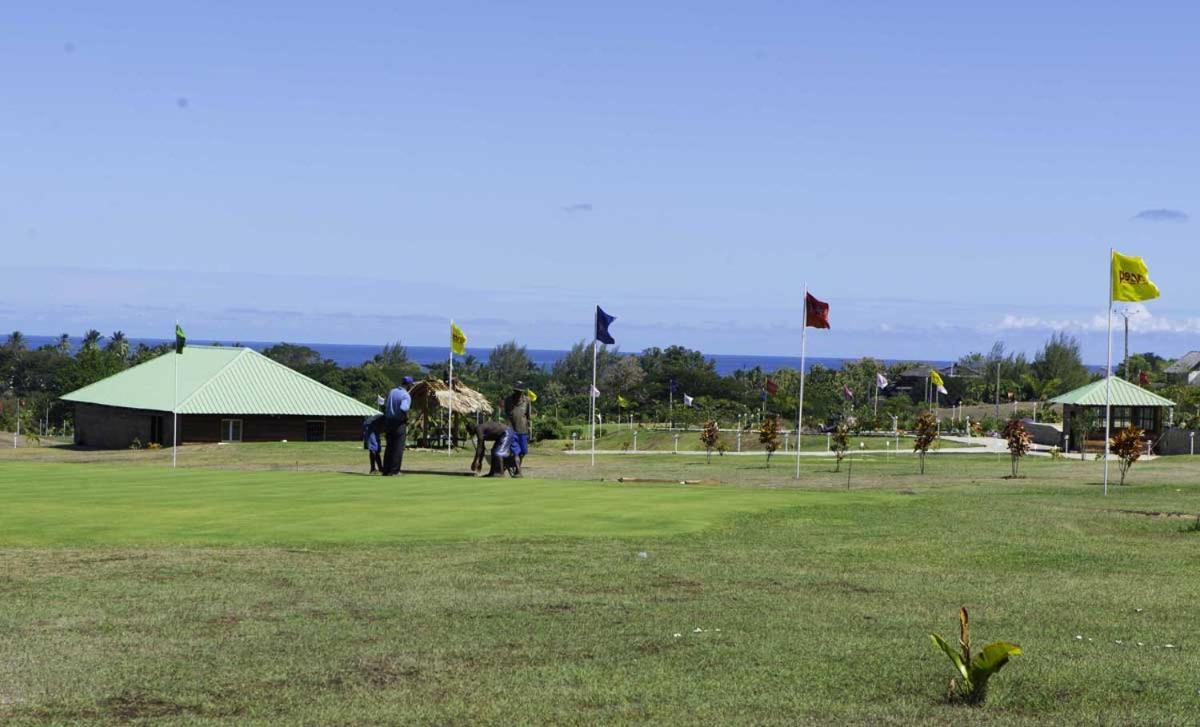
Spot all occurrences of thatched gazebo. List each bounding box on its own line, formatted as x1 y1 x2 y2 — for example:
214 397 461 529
408 378 493 448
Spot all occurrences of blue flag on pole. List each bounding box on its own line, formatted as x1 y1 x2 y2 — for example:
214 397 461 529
595 306 616 344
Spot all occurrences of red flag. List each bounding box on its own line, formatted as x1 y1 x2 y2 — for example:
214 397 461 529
805 292 830 329
764 378 779 395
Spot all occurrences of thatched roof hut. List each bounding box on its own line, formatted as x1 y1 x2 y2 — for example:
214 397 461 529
409 378 493 416
408 378 493 448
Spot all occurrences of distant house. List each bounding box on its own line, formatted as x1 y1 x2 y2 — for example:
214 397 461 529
895 363 983 402
1164 352 1200 385
61 346 379 448
1049 377 1176 453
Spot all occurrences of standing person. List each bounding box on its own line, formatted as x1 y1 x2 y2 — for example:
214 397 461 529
502 381 531 471
362 414 384 474
383 376 413 476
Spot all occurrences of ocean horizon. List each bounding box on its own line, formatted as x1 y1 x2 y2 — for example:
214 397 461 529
23 335 956 375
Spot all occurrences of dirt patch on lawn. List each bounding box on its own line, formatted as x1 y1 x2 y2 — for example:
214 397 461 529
1112 509 1197 520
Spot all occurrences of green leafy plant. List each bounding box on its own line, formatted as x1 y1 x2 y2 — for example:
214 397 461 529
831 422 850 472
929 607 1021 705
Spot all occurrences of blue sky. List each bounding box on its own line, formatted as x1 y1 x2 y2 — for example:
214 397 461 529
3 1 1198 363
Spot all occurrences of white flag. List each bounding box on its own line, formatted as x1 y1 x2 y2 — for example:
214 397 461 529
591 385 600 398
876 373 888 389
683 394 694 407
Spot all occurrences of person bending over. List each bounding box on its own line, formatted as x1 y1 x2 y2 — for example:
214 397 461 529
466 420 520 477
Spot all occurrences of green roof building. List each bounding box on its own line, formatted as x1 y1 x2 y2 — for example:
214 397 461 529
1049 377 1176 453
61 346 379 448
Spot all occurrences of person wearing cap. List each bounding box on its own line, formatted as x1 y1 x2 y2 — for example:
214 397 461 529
501 381 531 471
382 376 413 476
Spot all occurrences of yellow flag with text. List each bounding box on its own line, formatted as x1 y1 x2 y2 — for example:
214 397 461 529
1112 251 1160 302
450 322 467 355
527 389 538 402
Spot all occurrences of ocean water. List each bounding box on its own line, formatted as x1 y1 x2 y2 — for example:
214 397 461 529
22 335 940 374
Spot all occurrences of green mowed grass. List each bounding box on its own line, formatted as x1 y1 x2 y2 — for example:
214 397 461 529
2 451 1200 724
0 463 808 546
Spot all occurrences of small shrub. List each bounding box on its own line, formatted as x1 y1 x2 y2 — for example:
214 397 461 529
1110 425 1145 485
1002 419 1032 478
758 416 780 467
147 442 162 450
831 422 850 472
129 438 143 450
533 417 566 442
930 607 1021 706
700 421 720 464
913 412 938 474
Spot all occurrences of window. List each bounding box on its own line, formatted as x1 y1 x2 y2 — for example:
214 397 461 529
305 420 326 442
220 419 243 442
1135 407 1156 432
149 416 164 445
1109 407 1131 429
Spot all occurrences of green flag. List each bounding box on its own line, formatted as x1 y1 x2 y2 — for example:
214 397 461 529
175 324 186 354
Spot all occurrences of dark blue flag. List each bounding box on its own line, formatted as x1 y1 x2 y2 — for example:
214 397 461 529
669 378 680 394
595 306 616 344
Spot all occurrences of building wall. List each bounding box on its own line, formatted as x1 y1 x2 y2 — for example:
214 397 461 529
73 404 364 448
179 414 362 443
74 403 171 449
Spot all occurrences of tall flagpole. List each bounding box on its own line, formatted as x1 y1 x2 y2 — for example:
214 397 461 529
172 320 179 469
448 321 454 456
1103 249 1113 495
795 283 808 480
591 339 598 466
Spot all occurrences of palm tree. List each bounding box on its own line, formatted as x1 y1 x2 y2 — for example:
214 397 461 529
81 330 103 352
107 331 129 358
56 334 72 355
5 331 25 352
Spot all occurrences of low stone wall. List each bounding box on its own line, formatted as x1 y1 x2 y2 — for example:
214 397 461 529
1022 419 1063 447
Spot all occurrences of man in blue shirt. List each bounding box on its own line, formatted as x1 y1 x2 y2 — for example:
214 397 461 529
382 376 413 476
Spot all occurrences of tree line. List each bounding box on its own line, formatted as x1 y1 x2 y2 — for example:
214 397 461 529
5 329 1199 439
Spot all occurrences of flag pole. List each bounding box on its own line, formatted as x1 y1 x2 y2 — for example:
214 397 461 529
795 282 808 480
1103 249 1113 495
448 320 454 457
172 320 179 470
591 339 598 466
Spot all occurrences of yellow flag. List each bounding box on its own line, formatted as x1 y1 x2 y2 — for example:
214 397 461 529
928 370 945 388
450 321 467 355
526 389 538 402
1112 251 1160 302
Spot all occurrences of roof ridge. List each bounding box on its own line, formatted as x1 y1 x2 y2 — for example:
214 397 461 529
241 348 377 409
176 347 251 410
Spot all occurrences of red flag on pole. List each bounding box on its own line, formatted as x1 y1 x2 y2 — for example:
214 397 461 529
805 292 830 329
764 378 779 395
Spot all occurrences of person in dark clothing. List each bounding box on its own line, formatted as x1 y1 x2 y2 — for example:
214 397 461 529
466 420 520 477
502 382 532 468
362 414 384 473
382 377 413 476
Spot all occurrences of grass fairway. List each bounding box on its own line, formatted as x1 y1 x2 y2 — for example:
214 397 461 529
0 463 806 546
2 449 1200 724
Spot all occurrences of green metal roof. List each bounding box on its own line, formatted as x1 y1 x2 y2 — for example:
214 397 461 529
61 346 379 416
1048 376 1176 408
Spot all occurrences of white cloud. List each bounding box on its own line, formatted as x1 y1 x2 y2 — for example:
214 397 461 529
994 310 1200 335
